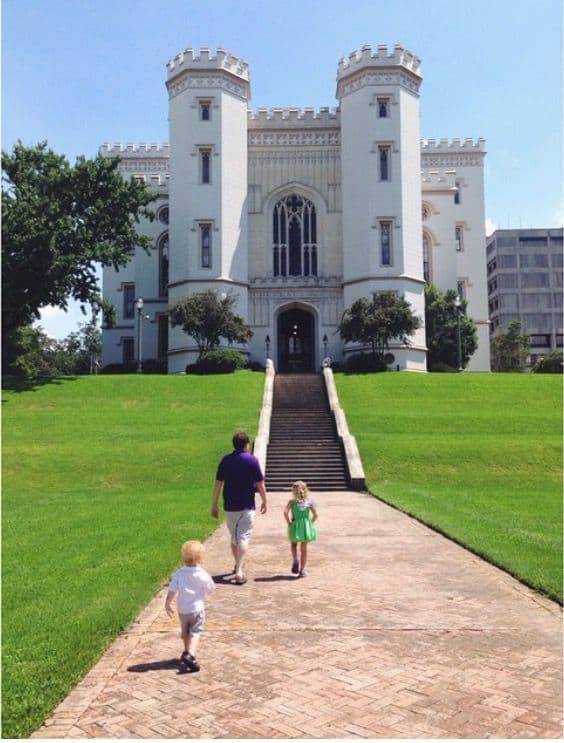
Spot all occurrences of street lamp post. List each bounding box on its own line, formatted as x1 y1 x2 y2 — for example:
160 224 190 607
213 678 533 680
136 298 146 373
265 334 271 359
454 295 463 372
323 334 328 357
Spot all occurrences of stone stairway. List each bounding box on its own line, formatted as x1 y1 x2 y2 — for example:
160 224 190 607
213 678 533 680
265 373 349 491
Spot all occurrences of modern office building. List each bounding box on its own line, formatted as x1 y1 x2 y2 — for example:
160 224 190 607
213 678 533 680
486 228 563 363
101 44 491 372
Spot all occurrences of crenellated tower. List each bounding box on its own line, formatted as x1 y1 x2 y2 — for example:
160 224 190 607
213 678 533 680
165 48 251 371
337 44 427 369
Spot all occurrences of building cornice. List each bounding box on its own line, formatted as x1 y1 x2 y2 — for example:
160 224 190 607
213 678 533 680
344 274 426 287
168 278 249 290
166 69 250 101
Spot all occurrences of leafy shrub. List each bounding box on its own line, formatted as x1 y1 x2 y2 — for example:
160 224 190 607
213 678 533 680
101 358 167 374
532 351 563 374
246 360 265 372
344 353 387 373
186 349 246 375
101 362 137 374
428 361 458 373
141 358 168 374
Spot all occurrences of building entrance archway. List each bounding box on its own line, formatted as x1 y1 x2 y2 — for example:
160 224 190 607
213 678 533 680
277 308 315 373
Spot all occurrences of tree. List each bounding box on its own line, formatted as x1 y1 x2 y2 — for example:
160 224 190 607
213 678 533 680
2 141 155 368
424 284 478 370
6 319 102 378
169 290 253 359
338 291 420 361
490 320 530 372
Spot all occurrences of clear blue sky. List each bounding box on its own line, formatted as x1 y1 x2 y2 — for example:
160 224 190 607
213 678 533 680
3 0 563 338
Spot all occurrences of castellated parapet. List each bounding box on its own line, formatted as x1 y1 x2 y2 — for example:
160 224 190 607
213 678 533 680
337 43 421 77
166 47 249 81
248 107 340 130
100 143 170 158
421 137 486 152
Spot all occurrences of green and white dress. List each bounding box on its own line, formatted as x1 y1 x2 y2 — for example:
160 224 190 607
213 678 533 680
288 499 317 543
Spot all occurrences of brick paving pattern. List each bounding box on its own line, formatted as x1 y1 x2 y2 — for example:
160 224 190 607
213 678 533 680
34 491 562 738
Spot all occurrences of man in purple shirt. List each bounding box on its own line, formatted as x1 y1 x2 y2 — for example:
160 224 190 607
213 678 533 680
211 432 267 584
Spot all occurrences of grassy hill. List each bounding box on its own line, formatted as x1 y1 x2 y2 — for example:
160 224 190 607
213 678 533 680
335 372 563 603
2 372 264 738
2 371 562 737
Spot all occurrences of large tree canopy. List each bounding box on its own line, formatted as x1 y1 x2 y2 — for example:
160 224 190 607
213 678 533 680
424 284 478 370
2 141 155 358
169 290 253 359
338 291 421 359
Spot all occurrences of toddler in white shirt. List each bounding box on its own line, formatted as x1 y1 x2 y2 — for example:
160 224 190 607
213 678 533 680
165 540 215 672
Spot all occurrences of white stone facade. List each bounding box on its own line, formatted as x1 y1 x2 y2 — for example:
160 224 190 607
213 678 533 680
101 45 491 373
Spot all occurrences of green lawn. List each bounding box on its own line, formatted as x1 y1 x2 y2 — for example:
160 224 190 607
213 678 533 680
335 372 563 603
2 372 264 739
3 371 562 737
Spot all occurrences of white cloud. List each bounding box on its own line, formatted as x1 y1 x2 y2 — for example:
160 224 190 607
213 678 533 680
485 217 497 237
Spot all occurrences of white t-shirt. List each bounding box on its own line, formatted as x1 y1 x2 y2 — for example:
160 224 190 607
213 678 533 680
168 565 215 613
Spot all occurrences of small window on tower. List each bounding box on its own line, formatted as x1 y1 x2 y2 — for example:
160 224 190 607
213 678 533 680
200 101 211 121
377 97 390 118
200 149 211 184
380 221 392 266
200 223 212 268
378 146 390 181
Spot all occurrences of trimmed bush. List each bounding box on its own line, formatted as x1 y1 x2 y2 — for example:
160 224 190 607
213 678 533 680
344 353 387 373
532 351 563 374
186 349 246 374
101 359 167 374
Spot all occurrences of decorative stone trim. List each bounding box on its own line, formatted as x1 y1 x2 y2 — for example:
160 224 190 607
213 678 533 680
167 71 249 101
253 361 275 474
249 131 340 147
323 366 365 490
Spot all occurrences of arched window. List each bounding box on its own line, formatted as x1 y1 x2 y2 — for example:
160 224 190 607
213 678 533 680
272 194 317 277
422 232 431 283
158 232 169 297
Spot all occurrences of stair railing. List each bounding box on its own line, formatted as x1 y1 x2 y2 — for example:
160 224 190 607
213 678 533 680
322 366 366 490
253 359 275 473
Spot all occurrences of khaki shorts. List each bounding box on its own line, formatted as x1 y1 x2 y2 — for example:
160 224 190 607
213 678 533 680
179 610 205 637
224 509 256 545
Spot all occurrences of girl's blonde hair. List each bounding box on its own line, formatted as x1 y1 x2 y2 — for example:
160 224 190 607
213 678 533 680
181 540 204 566
292 480 309 499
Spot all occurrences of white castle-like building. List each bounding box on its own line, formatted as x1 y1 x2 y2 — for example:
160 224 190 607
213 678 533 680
101 44 491 372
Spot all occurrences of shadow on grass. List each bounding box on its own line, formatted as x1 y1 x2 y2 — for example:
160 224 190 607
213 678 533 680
2 375 81 398
127 659 196 675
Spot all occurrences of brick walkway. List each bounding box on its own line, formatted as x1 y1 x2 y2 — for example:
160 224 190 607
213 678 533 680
34 491 562 738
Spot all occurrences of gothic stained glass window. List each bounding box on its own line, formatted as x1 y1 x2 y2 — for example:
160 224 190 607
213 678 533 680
272 194 317 278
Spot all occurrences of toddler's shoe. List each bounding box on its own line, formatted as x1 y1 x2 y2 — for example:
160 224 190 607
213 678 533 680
181 652 200 672
299 569 308 577
291 559 299 574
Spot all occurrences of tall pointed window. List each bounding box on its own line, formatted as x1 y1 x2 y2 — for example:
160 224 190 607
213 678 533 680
200 148 211 184
200 223 212 268
380 221 392 265
379 146 390 181
158 233 169 297
272 194 317 277
423 233 431 282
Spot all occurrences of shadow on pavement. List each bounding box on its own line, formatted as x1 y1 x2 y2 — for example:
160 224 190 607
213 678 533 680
127 658 195 675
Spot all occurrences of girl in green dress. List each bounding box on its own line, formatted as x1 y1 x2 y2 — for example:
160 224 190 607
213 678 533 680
284 480 318 577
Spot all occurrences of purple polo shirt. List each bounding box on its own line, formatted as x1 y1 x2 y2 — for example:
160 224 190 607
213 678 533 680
216 450 264 511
